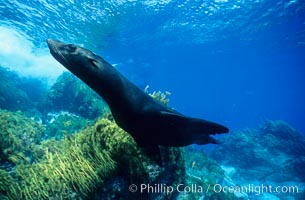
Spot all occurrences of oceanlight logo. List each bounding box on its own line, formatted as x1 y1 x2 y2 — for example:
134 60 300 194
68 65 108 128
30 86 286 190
213 184 299 196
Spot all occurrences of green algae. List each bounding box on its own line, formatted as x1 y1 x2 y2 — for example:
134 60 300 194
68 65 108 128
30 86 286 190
5 117 119 199
0 109 45 163
1 88 185 199
0 169 13 197
0 108 115 199
0 112 180 199
144 85 171 106
4 113 179 199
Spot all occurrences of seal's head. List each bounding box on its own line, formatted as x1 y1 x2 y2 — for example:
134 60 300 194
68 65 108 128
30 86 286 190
46 39 103 78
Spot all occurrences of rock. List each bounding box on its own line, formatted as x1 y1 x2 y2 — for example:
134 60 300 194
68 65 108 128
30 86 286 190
210 120 305 182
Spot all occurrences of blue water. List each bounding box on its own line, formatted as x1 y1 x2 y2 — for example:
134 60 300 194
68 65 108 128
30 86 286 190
0 0 305 133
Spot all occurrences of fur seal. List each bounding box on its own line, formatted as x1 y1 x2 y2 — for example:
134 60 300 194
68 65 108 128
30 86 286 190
47 39 229 148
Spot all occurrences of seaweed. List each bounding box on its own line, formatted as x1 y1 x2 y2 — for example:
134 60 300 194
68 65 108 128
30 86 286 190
0 109 45 163
6 118 117 199
144 85 171 106
1 88 185 200
0 169 13 197
2 114 183 199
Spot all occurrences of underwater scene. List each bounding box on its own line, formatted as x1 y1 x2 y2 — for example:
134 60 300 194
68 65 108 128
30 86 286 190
1 0 305 199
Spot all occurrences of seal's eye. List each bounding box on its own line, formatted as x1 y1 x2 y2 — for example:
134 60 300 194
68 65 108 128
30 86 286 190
64 44 77 52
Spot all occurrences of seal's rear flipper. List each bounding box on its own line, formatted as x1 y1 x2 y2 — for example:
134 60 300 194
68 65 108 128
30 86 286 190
160 111 229 145
185 117 229 145
160 111 229 134
187 118 229 134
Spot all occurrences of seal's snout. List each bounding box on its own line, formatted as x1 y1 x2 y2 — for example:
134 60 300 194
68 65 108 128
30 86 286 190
46 39 69 64
46 38 53 44
46 39 52 49
46 39 65 49
46 38 56 47
46 39 58 53
47 39 77 54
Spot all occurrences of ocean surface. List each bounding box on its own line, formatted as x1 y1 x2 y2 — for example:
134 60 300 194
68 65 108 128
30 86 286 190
1 0 305 199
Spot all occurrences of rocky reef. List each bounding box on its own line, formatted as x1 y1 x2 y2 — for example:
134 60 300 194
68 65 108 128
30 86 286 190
180 145 241 200
0 67 107 121
42 72 107 120
0 67 46 113
209 120 305 199
44 112 92 140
